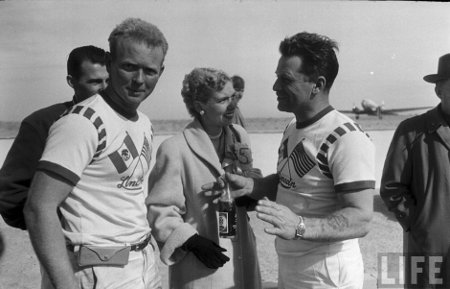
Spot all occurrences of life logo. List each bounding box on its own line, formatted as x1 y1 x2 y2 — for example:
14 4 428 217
378 253 444 288
108 133 152 190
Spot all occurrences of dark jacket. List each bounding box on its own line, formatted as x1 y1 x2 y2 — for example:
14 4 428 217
0 101 72 229
381 105 450 287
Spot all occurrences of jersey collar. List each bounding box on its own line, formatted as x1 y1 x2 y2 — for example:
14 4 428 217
296 105 334 129
100 91 138 120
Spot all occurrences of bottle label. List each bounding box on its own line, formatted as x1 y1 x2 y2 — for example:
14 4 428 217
218 212 229 234
218 210 236 238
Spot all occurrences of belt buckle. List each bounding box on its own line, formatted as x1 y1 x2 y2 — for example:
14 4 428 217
66 243 80 252
130 235 151 251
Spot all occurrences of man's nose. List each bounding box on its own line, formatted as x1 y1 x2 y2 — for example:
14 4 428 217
100 80 108 90
133 70 145 84
273 79 280 91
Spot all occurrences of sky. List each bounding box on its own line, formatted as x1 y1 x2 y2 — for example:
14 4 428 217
1 0 449 121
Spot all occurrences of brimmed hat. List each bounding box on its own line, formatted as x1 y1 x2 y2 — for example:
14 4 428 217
424 53 450 83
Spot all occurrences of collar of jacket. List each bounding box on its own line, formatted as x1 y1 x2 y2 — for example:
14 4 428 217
182 119 239 176
424 105 448 133
424 105 450 150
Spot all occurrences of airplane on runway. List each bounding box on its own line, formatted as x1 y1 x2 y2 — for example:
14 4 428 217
339 99 432 119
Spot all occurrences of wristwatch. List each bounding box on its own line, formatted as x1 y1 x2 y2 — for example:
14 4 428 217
293 215 306 240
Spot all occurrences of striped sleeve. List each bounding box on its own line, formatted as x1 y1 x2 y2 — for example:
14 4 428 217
317 122 376 192
37 107 101 185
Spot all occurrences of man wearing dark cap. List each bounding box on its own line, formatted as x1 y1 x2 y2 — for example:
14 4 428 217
381 53 450 288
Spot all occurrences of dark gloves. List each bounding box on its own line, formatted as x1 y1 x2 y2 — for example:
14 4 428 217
235 195 258 210
181 234 230 269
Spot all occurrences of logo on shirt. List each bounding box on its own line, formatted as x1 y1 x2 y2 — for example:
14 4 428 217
279 175 296 189
109 134 139 174
121 149 131 161
278 138 316 188
108 133 152 190
291 141 315 178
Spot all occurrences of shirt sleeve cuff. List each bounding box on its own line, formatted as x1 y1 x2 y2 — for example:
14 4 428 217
335 180 375 193
37 160 80 186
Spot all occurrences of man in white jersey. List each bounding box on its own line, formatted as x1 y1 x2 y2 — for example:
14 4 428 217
205 32 375 289
24 18 168 289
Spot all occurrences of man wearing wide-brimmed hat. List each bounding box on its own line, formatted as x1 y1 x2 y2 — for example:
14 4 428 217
381 53 450 288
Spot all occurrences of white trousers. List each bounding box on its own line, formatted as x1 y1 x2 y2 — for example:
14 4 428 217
278 244 364 289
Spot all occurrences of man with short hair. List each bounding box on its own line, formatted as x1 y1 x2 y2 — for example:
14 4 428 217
208 32 375 288
66 45 110 103
231 75 247 128
381 53 450 288
24 18 168 289
0 45 108 229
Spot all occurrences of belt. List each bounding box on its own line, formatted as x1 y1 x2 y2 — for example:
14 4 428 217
66 235 152 252
130 235 152 251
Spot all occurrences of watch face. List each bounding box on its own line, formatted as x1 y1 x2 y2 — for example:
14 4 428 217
294 216 306 239
298 224 306 237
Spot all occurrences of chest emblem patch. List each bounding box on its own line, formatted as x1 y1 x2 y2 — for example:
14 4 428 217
290 141 315 178
109 134 139 174
108 133 152 190
121 149 130 161
279 138 316 188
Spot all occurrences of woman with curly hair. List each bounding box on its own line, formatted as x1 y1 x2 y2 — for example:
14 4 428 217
146 67 262 289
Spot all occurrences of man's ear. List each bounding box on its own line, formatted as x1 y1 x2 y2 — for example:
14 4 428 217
314 76 326 93
159 65 165 77
435 86 442 99
66 75 74 89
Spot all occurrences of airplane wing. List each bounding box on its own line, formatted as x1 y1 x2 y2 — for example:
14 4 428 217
338 110 356 113
382 106 433 114
338 107 432 115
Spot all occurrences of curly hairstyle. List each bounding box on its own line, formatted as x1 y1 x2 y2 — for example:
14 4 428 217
279 32 339 91
181 68 231 119
108 18 168 61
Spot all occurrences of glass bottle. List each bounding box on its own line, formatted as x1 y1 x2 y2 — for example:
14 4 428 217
217 163 237 239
